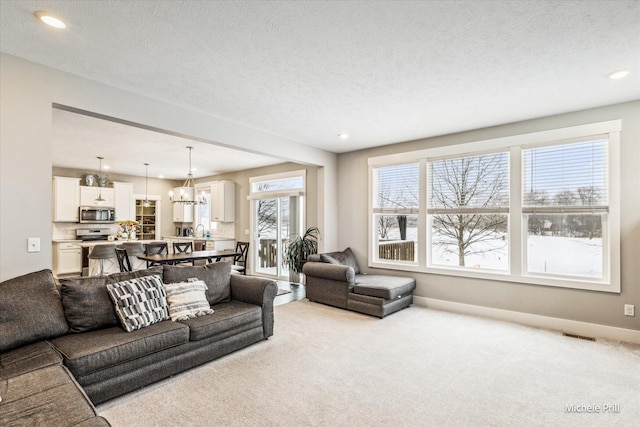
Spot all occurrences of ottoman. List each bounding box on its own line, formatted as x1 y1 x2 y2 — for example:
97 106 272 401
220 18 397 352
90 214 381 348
347 275 416 318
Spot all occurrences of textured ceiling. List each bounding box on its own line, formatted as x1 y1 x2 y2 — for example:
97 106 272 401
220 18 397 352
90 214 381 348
1 0 639 161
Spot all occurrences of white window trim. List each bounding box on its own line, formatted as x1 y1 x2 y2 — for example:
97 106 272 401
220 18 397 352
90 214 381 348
368 120 621 293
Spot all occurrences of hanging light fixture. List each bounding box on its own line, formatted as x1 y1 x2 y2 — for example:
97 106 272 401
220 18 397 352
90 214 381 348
95 156 106 204
169 146 205 205
143 163 151 207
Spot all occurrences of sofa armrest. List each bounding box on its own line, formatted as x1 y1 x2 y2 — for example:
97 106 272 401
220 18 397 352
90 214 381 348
303 262 355 283
230 275 278 339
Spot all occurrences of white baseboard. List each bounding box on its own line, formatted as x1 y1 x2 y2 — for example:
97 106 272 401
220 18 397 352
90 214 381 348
413 296 640 345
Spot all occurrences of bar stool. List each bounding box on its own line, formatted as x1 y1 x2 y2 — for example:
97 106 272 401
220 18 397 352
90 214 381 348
122 242 145 270
88 244 116 276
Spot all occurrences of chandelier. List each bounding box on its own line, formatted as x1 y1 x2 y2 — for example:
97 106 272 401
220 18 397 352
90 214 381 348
169 146 205 205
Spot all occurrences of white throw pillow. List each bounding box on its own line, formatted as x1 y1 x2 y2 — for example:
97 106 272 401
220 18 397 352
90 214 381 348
164 278 214 322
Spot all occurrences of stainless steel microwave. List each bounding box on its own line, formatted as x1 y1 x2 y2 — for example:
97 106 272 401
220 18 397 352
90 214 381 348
79 206 115 223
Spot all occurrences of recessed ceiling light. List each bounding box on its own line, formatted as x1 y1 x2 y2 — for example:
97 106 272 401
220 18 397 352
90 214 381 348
607 69 630 80
338 133 350 140
34 11 66 29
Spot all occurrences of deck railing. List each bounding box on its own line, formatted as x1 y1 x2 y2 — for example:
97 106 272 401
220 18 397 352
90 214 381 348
379 240 415 261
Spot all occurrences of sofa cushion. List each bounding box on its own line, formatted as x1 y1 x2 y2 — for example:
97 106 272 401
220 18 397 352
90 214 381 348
163 262 231 306
0 341 62 381
0 269 69 353
51 321 189 377
60 268 162 333
321 247 360 274
164 279 214 321
178 300 262 342
353 275 416 299
307 253 322 262
107 276 169 332
0 365 107 427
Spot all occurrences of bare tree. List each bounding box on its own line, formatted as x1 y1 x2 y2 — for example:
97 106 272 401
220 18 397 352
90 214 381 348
431 154 508 266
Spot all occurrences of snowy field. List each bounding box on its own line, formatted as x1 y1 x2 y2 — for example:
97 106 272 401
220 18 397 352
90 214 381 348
384 232 603 278
525 235 602 277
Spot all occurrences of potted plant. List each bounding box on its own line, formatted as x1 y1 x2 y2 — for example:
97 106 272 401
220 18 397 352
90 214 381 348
285 226 319 283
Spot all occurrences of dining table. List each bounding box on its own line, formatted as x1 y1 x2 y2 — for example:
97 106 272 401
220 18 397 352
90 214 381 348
136 249 240 265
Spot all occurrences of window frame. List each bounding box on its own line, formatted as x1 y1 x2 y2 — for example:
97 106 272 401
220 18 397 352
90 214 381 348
368 120 621 293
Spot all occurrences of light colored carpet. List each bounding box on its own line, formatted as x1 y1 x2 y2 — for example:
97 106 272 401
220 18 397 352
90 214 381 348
98 300 640 426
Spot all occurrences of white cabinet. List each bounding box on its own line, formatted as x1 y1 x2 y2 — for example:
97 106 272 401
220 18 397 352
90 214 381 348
80 186 115 207
53 176 80 222
53 242 82 275
211 181 235 222
113 182 134 221
173 203 194 223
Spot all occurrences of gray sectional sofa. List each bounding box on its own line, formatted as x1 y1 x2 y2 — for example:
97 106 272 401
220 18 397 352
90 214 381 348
0 263 278 426
303 248 416 318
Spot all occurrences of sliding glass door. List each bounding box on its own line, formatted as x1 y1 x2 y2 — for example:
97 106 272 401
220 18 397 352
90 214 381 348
254 195 301 279
250 170 306 280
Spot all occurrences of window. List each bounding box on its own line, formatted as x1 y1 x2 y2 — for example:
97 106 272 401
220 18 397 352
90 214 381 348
373 164 419 263
427 151 510 271
522 139 608 280
368 121 620 292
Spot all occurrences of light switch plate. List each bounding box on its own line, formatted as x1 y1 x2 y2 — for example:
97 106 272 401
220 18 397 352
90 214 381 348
27 237 40 253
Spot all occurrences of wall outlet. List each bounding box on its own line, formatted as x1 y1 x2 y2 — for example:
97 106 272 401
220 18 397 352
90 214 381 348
624 304 635 316
27 237 41 253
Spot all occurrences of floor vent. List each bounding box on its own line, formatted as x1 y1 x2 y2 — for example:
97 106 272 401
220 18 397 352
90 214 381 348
563 332 595 341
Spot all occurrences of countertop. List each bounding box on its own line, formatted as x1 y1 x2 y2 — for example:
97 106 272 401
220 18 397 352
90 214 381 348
162 235 235 241
74 239 160 247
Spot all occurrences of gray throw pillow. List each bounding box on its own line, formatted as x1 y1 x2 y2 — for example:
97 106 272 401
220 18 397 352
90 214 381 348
0 269 69 353
321 247 360 274
163 262 231 305
60 268 162 333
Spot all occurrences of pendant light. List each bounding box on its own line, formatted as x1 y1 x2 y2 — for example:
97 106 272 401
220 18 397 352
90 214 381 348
169 146 205 205
95 156 106 204
143 163 151 207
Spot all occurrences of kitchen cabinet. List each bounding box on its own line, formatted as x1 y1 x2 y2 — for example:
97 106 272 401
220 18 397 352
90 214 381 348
211 181 235 222
53 242 82 275
173 203 194 223
53 176 80 222
113 182 135 221
80 186 115 207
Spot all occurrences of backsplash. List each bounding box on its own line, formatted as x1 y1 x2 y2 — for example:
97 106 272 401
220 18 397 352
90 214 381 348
53 222 119 240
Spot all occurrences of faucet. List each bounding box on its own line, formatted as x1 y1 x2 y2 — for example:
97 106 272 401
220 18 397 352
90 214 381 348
195 224 205 238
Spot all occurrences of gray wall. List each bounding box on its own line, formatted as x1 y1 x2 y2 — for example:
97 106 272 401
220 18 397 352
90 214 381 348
337 100 640 330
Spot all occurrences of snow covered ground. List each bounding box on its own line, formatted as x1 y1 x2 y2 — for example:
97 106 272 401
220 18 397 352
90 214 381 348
383 231 603 278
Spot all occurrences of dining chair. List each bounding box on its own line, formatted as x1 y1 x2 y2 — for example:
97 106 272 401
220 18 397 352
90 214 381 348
172 241 194 266
144 241 168 267
115 247 132 272
231 241 249 275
